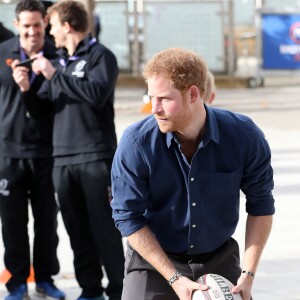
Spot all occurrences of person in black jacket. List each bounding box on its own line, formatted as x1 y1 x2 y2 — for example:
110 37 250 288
0 1 65 300
0 22 14 44
22 1 125 299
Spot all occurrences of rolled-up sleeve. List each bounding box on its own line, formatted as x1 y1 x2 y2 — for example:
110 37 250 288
111 129 149 237
241 121 275 216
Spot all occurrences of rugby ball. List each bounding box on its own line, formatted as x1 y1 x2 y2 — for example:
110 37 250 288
192 273 243 300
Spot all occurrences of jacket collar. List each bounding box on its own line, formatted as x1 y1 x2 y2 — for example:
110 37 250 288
57 34 96 58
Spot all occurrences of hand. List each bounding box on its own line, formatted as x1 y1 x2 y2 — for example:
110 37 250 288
12 59 30 92
231 273 254 300
32 55 56 80
172 276 208 300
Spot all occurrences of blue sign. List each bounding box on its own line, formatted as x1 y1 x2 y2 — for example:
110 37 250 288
262 13 300 69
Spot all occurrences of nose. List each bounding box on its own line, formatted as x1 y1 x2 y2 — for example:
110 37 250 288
151 98 162 115
28 26 36 35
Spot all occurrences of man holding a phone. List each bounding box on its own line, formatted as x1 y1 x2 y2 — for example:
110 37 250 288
15 57 36 68
0 1 65 299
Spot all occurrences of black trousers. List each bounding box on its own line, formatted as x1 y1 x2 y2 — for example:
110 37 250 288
52 160 125 299
0 157 59 291
122 238 246 300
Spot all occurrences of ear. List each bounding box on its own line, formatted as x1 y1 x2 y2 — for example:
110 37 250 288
189 85 200 104
44 15 49 27
13 18 19 31
63 21 71 33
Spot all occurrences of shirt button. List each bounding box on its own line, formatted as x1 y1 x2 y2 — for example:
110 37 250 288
26 111 31 118
190 177 194 182
190 245 194 249
192 203 196 206
192 224 196 228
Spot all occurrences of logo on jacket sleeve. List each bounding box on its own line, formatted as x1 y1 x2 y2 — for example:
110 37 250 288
0 179 10 196
72 60 87 77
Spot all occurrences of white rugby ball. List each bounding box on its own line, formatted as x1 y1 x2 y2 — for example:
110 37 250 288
192 273 243 300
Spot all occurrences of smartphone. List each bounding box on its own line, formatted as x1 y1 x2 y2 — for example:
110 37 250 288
16 58 36 69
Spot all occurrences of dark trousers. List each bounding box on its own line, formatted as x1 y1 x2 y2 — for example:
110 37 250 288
0 157 59 291
122 238 245 300
52 160 125 299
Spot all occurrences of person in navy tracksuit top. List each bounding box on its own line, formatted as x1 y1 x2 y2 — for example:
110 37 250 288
22 1 125 299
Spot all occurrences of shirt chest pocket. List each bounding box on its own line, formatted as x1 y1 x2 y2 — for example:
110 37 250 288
208 170 240 199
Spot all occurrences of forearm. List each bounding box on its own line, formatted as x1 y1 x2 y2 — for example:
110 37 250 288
242 214 273 274
127 226 177 280
232 215 273 299
127 226 208 299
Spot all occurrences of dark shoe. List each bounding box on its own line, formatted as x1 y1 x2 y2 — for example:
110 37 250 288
36 281 65 300
5 284 29 300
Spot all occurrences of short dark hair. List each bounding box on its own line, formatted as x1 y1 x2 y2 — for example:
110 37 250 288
15 0 46 20
48 0 88 33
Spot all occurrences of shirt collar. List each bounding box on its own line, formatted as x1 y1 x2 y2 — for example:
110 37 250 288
165 104 220 148
205 104 220 145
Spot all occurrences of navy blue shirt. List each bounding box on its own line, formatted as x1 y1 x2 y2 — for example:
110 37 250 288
111 106 275 254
